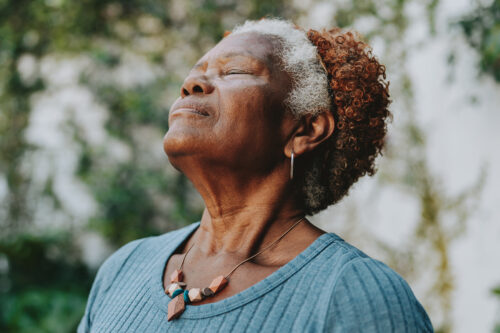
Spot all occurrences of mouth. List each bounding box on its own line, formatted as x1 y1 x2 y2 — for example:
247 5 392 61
171 108 209 117
170 99 211 118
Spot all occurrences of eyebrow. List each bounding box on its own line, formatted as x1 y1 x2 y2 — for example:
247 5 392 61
192 51 269 70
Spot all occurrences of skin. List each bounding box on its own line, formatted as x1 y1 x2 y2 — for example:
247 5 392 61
163 32 335 305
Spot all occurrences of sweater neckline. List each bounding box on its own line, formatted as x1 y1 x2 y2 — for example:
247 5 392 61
150 222 340 319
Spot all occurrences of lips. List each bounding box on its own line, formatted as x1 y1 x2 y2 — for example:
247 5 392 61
172 108 208 116
170 101 210 117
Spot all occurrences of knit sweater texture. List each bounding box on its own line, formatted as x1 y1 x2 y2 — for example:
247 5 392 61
78 221 433 332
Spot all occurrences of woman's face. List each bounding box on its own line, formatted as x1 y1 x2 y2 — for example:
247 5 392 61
163 32 293 175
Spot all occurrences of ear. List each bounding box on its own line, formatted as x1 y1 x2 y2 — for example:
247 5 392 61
284 111 335 157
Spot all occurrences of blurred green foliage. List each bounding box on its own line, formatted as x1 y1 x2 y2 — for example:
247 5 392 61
458 0 500 82
0 0 294 331
494 286 500 333
0 233 92 332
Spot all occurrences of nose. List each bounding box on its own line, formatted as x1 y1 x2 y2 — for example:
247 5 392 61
180 74 214 97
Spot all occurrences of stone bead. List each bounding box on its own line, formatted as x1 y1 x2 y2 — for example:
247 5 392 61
167 295 185 321
167 283 181 296
183 290 190 304
209 275 228 294
188 288 204 302
170 269 183 283
202 287 214 297
177 281 187 288
171 289 184 298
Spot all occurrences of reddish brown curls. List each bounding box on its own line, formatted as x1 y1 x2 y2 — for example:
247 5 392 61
298 28 391 214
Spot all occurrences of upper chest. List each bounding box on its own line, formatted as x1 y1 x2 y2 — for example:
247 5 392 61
163 252 283 305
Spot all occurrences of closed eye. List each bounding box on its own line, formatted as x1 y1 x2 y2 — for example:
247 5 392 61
225 69 250 75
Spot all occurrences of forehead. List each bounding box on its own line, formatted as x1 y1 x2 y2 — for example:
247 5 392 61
197 32 281 69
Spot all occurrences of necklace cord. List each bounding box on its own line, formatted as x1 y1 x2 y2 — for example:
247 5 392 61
176 217 305 280
179 242 195 270
225 217 304 279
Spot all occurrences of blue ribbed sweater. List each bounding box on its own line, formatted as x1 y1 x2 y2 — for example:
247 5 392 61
78 222 433 332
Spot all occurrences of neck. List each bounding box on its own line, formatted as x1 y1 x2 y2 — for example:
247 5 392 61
178 159 317 264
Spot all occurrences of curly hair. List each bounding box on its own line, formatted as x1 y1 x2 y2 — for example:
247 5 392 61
301 28 391 214
231 19 391 215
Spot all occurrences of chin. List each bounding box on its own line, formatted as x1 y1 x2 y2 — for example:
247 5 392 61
163 130 202 164
163 132 186 157
163 137 186 172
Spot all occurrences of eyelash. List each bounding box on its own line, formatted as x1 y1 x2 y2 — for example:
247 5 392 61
225 69 248 75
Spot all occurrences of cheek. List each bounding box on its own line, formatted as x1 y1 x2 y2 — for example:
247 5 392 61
215 87 268 137
217 82 276 124
213 87 285 157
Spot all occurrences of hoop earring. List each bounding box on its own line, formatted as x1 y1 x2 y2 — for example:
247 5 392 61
290 149 295 180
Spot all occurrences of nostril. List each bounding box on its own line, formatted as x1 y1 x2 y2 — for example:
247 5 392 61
193 85 203 93
182 88 190 96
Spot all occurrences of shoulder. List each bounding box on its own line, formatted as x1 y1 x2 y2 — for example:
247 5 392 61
95 222 199 291
317 236 433 332
77 222 199 333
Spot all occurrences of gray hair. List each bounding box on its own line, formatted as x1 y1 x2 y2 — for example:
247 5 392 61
232 19 331 117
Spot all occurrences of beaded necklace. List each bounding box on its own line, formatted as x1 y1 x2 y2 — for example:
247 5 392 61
165 217 305 321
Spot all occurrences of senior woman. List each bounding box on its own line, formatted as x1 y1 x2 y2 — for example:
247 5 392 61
78 18 433 332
